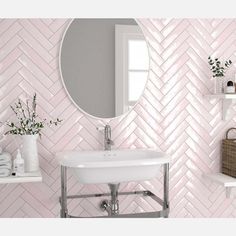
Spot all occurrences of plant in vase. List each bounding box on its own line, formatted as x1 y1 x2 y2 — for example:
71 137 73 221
208 56 232 94
4 93 62 172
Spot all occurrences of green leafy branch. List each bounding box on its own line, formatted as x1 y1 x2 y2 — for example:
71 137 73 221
208 56 232 78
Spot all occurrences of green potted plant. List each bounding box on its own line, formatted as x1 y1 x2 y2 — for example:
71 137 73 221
4 93 62 172
208 56 232 93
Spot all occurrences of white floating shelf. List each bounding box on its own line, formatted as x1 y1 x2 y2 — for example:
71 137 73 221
204 173 236 187
205 93 236 99
0 171 42 184
204 173 236 198
205 93 236 120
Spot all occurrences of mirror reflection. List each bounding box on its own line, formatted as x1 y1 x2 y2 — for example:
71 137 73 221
60 18 149 118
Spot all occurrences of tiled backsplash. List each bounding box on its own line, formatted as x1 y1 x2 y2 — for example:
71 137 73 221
0 19 236 217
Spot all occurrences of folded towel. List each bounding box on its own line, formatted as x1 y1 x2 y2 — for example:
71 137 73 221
0 168 11 177
0 152 11 163
0 162 11 169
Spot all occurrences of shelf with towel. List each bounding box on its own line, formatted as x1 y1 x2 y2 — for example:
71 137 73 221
0 151 13 178
203 173 236 198
205 93 236 120
0 170 42 184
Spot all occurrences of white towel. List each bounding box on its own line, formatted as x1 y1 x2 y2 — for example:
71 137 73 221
0 162 11 169
0 169 11 177
0 152 11 163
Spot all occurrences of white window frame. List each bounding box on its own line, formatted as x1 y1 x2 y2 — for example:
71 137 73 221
115 24 147 116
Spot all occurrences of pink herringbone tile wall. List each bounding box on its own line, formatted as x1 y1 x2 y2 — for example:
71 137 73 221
0 18 236 217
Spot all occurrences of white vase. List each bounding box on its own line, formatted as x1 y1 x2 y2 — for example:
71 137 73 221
214 76 224 94
21 134 39 172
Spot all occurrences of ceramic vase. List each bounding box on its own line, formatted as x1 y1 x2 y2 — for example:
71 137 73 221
21 134 39 172
214 76 224 94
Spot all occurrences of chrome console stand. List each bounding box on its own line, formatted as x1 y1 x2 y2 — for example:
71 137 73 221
60 163 169 218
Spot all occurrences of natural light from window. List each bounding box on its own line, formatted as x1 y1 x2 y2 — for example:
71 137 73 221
128 39 149 103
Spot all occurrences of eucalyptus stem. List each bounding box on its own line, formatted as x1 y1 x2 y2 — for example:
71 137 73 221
208 56 232 78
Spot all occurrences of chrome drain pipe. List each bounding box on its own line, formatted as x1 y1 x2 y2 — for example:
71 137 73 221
100 183 120 216
109 183 120 215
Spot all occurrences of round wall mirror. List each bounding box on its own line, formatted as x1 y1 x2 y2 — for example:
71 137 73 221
60 18 150 119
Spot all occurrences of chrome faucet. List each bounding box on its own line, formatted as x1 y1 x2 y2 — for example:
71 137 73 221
97 124 114 150
104 125 114 151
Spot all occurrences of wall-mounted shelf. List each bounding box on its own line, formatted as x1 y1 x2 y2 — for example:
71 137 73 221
0 171 42 184
205 93 236 120
204 173 236 198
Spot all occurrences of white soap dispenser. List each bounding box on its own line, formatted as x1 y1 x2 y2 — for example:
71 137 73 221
13 149 24 174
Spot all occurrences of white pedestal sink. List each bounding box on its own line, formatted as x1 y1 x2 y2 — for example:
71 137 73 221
57 149 171 184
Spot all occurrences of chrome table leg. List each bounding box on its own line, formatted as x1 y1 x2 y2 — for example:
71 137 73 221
163 163 169 218
60 166 68 218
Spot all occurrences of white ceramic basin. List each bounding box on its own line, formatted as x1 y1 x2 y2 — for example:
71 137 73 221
57 149 170 184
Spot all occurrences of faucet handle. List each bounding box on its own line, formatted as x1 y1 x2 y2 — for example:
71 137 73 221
96 126 105 132
108 139 114 146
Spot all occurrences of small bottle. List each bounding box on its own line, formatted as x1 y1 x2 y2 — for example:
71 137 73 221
13 149 24 174
225 80 235 93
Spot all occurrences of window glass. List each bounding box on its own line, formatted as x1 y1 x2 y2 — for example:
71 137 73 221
128 40 149 70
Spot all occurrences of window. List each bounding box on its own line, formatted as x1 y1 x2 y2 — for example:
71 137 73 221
115 25 149 116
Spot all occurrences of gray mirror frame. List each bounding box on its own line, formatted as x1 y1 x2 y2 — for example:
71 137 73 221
59 18 151 120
